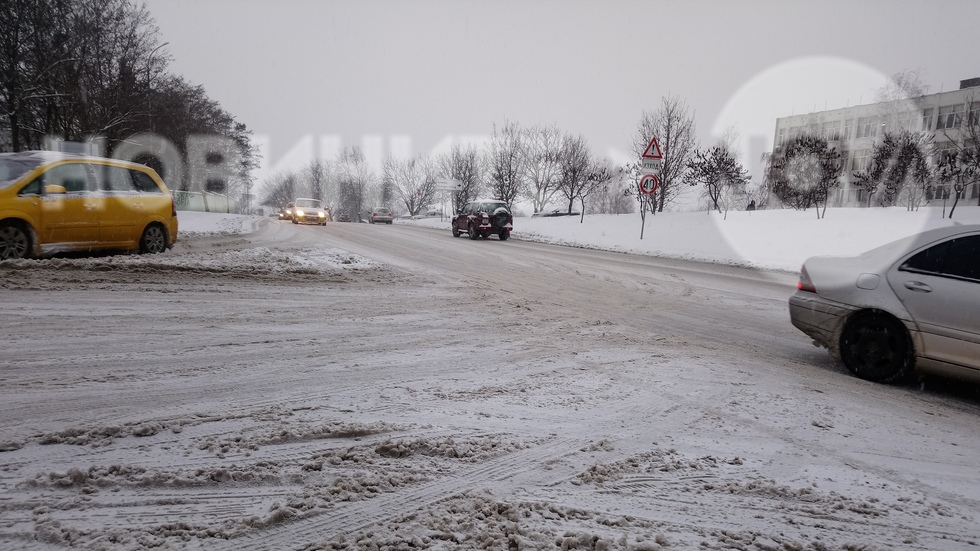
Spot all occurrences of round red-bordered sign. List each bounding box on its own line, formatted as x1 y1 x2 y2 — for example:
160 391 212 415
639 173 659 195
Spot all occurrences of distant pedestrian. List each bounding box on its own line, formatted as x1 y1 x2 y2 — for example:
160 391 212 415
746 200 756 211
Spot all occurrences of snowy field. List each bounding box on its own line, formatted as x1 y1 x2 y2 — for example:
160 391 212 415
1 205 980 550
401 204 980 272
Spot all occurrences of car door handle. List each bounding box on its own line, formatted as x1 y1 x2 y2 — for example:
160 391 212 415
904 281 932 293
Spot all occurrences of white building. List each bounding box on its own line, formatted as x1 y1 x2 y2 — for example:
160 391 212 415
772 78 980 207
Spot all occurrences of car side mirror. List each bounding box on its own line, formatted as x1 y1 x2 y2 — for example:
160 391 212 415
44 184 67 194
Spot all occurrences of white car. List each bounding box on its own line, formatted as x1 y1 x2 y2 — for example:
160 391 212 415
368 207 393 224
789 225 980 384
291 198 327 226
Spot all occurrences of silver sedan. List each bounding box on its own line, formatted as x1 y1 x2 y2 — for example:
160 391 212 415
789 224 980 384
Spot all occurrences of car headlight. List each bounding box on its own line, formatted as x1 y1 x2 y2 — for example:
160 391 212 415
295 209 305 217
319 211 326 217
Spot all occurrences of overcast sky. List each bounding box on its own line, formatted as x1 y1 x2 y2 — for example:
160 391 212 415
144 0 980 182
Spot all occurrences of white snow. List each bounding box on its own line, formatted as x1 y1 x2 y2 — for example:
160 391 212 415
2 205 980 550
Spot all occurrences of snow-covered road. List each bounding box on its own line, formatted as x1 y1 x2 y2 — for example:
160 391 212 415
2 217 979 550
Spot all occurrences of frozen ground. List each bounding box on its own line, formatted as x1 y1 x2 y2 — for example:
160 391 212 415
1 205 979 550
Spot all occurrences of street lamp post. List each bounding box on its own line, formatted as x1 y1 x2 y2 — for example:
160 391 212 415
146 42 169 132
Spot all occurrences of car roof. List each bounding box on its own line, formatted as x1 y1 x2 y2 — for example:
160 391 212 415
0 150 150 170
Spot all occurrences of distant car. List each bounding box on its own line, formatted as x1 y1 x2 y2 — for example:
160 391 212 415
279 202 294 221
337 212 351 222
291 198 327 226
368 207 394 224
0 151 178 260
452 200 513 240
789 225 980 384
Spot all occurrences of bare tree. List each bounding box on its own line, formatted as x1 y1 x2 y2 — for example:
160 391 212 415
630 95 698 213
684 145 750 214
383 154 436 217
854 130 932 211
485 120 526 207
336 146 372 221
940 92 980 206
435 141 483 215
522 124 563 213
765 134 843 218
259 170 297 210
584 171 634 215
554 134 615 222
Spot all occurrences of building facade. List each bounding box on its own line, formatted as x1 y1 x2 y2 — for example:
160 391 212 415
772 78 980 207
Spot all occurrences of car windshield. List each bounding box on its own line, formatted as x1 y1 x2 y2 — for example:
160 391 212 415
0 156 46 189
295 199 320 208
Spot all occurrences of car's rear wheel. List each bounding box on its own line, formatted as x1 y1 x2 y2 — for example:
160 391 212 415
139 223 168 254
467 224 479 240
0 222 32 260
498 229 510 241
839 311 913 383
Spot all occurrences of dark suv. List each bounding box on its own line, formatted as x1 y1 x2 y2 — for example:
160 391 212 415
452 200 513 240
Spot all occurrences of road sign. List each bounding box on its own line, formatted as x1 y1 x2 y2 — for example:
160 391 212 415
639 173 659 195
641 137 663 159
435 178 463 191
641 158 662 174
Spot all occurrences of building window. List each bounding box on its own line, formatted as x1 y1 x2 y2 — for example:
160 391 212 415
856 117 877 139
851 149 871 172
936 105 963 130
822 121 841 141
921 108 934 131
933 142 956 165
777 127 787 146
896 111 913 132
968 103 980 126
843 119 853 140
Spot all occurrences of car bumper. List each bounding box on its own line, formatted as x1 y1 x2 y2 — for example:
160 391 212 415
296 216 326 224
788 291 855 355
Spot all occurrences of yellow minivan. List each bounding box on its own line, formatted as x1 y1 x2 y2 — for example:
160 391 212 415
0 151 178 260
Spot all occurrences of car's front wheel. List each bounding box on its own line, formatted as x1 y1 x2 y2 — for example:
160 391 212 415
452 221 460 237
139 223 168 254
839 311 913 383
0 222 32 260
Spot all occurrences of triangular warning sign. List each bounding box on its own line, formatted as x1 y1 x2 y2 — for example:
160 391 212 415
641 137 663 159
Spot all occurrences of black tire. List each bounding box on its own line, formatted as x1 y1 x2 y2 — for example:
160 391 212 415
452 221 460 237
0 222 32 260
139 224 168 254
498 229 510 241
292 218 298 224
468 223 479 240
839 311 913 383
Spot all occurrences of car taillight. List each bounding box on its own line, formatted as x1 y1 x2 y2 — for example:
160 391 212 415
797 265 816 293
171 196 177 217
